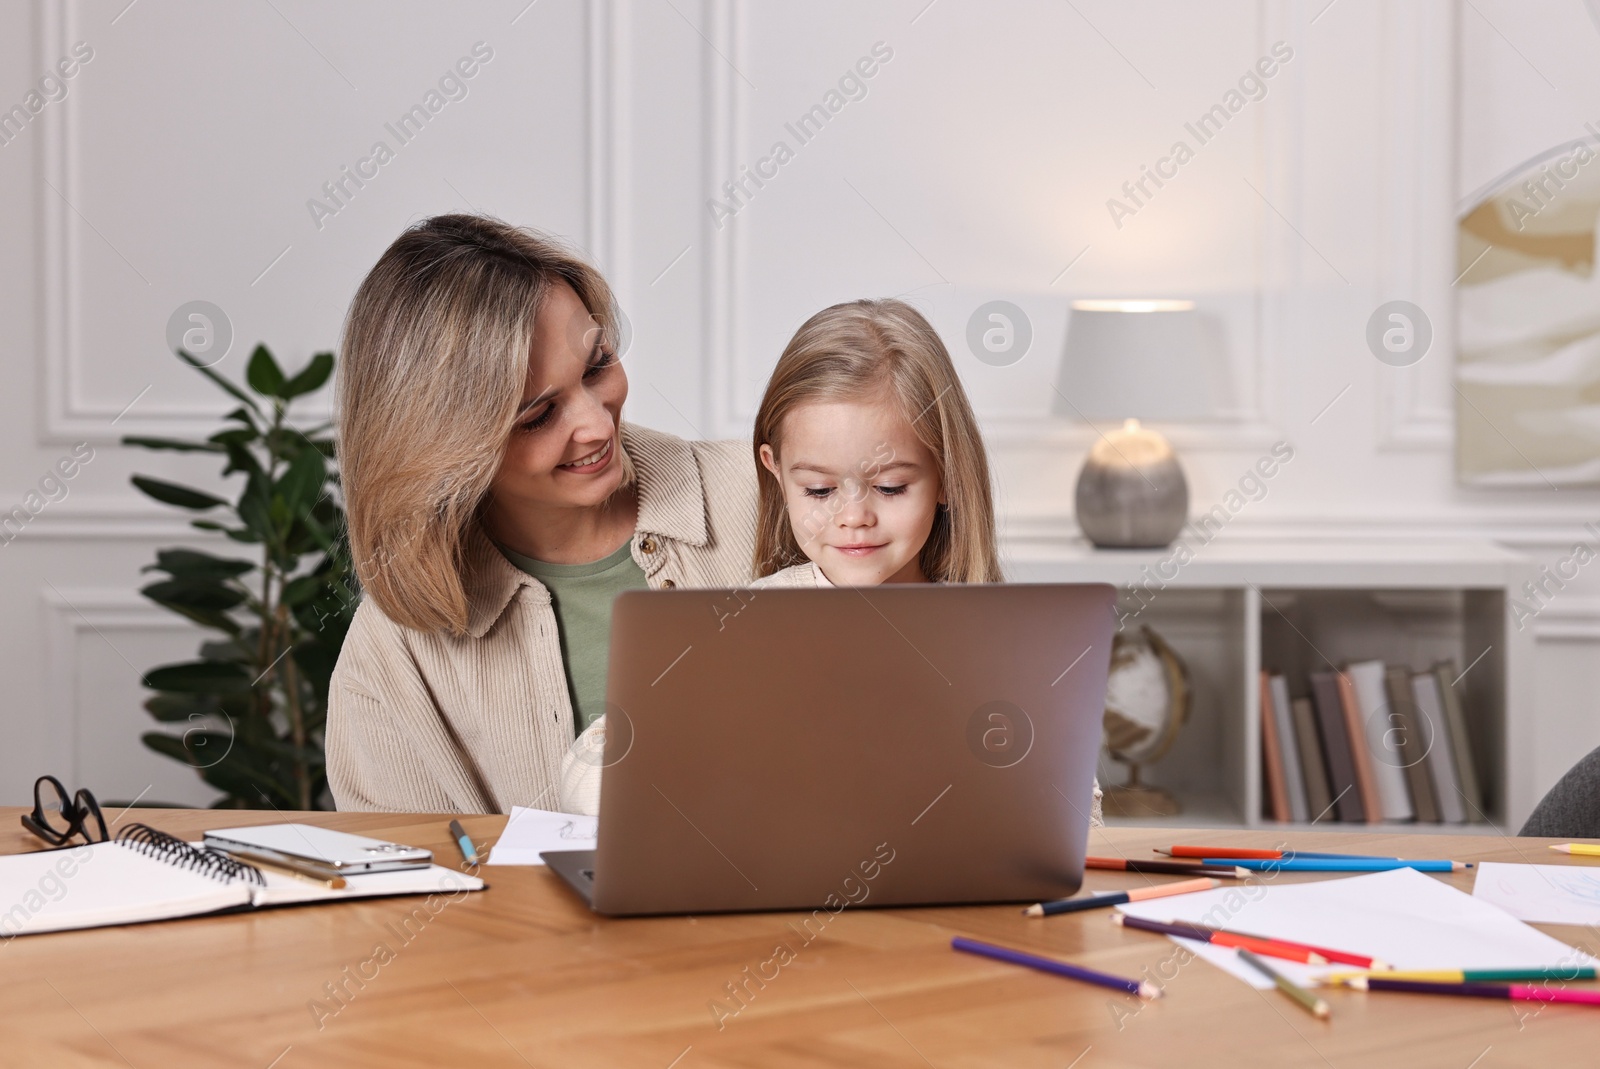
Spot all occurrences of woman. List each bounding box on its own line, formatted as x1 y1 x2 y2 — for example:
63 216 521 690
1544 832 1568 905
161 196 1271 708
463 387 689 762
328 214 757 812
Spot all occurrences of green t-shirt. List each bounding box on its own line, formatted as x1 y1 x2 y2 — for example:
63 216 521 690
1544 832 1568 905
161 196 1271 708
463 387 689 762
497 539 649 734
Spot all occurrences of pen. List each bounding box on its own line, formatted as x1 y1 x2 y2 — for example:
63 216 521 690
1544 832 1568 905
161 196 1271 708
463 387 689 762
449 819 479 865
219 848 348 890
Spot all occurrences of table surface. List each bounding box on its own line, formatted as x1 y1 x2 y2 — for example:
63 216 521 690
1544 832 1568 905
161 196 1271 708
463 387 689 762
3 809 1595 1069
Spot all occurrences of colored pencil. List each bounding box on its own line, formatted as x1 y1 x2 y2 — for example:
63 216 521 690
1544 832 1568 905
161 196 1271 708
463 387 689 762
1209 858 1467 873
1159 846 1395 861
1119 915 1383 969
951 936 1161 999
448 818 479 866
1352 978 1600 1006
1238 948 1330 1018
1327 967 1598 985
1112 914 1328 965
1086 857 1248 879
1550 843 1600 858
1024 876 1220 917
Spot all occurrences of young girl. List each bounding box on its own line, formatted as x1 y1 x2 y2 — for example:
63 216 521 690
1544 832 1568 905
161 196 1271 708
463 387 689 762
750 298 999 589
561 299 1102 826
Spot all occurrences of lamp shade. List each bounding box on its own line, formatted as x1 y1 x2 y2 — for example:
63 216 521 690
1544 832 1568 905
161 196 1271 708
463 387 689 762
1053 300 1213 421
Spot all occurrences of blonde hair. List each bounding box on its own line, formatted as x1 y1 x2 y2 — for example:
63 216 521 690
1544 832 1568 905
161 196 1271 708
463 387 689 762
338 214 631 635
752 299 1002 583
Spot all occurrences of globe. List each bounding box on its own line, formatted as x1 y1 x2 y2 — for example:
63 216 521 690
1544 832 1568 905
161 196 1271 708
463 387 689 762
1101 624 1190 817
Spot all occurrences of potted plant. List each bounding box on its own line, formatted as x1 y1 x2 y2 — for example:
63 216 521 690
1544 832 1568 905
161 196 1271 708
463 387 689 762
123 346 356 809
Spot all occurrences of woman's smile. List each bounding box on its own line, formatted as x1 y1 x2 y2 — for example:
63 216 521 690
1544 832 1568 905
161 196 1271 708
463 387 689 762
557 437 614 474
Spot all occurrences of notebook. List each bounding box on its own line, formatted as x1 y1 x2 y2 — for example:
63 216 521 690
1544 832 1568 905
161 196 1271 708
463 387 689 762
0 823 484 938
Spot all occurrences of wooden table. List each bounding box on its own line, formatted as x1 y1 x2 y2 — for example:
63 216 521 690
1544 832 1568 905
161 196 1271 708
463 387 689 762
3 810 1595 1068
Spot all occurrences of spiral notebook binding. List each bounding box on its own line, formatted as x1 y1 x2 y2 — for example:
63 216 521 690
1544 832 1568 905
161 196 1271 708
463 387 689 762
114 823 266 886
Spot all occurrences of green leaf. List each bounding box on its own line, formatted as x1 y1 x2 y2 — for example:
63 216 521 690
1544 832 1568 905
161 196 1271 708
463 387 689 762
198 747 296 807
246 345 286 398
236 470 274 541
208 427 258 447
144 548 254 580
291 639 340 695
177 350 262 416
145 693 221 723
131 476 227 511
142 660 253 693
280 574 323 606
281 352 334 399
121 436 225 454
222 406 260 428
141 578 247 613
221 441 265 480
276 446 327 518
142 730 236 772
199 638 250 662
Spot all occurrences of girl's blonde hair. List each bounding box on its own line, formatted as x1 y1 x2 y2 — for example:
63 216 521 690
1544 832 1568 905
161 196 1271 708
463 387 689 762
338 214 631 635
752 298 1002 584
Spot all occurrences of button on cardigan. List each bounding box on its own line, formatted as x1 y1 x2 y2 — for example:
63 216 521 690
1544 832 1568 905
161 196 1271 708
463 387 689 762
327 422 759 813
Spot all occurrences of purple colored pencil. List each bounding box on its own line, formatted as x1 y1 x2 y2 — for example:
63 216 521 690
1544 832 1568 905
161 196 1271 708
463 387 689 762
951 936 1161 999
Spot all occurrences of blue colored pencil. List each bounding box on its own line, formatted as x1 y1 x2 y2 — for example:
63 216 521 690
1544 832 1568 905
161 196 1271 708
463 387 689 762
951 936 1161 999
1207 858 1468 873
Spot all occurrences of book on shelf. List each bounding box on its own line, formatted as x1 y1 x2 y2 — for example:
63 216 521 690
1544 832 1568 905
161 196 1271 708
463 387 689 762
1345 660 1415 822
1410 670 1468 824
1267 673 1309 822
1385 665 1440 823
1258 671 1291 822
1289 695 1333 821
1309 670 1366 823
1432 658 1486 822
1262 660 1488 825
1335 669 1385 822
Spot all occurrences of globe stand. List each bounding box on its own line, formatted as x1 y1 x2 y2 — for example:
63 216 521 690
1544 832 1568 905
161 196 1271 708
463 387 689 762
1102 763 1180 818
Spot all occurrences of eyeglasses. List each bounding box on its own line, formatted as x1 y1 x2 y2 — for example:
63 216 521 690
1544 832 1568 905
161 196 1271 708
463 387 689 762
20 775 108 847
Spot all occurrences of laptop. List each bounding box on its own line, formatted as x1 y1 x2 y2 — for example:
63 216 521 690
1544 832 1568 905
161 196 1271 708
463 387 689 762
542 582 1116 916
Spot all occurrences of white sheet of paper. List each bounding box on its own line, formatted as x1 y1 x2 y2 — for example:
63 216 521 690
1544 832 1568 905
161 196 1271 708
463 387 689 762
485 806 597 866
1473 862 1600 925
1117 866 1597 990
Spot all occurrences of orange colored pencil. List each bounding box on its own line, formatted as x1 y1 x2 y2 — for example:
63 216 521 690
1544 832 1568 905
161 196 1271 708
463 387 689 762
1025 877 1219 917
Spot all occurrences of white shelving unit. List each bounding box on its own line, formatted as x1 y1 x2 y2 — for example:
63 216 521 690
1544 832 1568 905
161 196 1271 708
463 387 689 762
1007 540 1535 832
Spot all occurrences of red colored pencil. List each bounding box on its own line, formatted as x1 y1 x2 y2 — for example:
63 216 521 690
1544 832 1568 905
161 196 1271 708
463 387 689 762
1086 857 1248 879
1112 914 1328 965
1158 846 1393 861
1160 846 1287 860
1222 927 1387 970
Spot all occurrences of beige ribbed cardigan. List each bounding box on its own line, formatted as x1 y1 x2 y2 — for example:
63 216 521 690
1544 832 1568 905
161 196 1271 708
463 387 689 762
327 423 759 812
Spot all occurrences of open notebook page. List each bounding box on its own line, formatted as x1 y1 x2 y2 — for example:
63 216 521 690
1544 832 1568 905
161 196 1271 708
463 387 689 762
0 841 254 936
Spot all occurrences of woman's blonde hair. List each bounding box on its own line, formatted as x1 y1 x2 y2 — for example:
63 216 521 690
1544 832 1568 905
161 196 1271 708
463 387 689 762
752 299 1002 584
338 214 630 635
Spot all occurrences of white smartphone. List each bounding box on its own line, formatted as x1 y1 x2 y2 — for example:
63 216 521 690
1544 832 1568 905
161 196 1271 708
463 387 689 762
202 824 433 874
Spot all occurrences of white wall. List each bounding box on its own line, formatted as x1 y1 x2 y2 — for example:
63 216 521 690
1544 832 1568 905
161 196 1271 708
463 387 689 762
1 0 1596 818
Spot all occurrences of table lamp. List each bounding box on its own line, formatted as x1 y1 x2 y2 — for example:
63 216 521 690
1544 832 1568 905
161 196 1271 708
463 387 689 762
1053 299 1211 548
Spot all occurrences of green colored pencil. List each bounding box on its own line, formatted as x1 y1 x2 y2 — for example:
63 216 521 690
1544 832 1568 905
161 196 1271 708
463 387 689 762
1238 948 1330 1019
